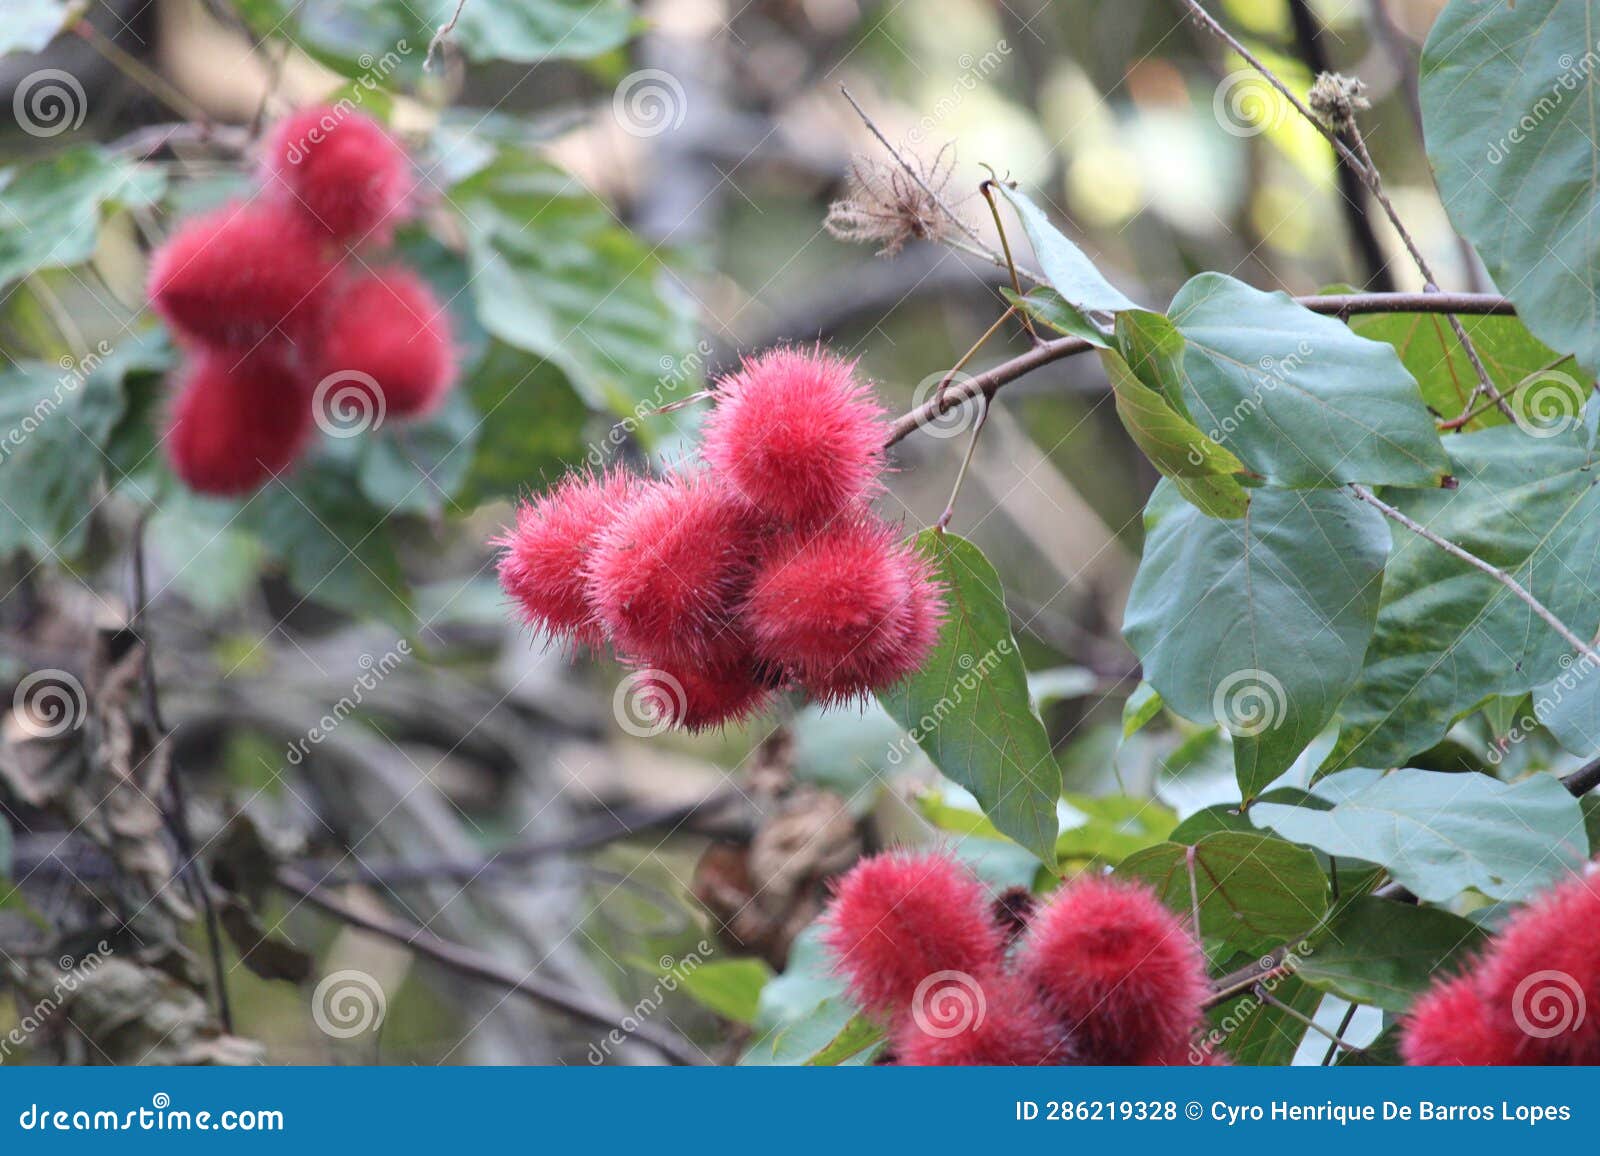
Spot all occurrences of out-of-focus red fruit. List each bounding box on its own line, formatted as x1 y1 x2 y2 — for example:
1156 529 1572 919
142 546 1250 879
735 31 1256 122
701 348 886 527
1400 972 1510 1066
262 105 412 243
316 268 456 419
892 970 1069 1066
742 518 942 700
1018 874 1208 1065
165 351 312 495
1475 863 1600 1064
496 470 642 649
618 657 773 733
147 200 334 357
821 850 1005 1018
585 473 759 667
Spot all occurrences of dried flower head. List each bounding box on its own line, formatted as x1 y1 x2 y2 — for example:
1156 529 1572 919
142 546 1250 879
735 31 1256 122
1308 72 1370 133
824 146 959 257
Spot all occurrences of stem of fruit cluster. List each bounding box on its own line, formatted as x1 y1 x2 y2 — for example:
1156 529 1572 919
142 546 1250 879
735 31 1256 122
1255 984 1360 1053
1347 484 1600 667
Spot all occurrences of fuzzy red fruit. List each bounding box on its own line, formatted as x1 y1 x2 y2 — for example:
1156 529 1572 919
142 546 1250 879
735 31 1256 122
742 518 941 699
262 106 411 243
165 351 313 495
620 657 773 733
1018 874 1208 1065
1475 863 1600 1064
893 971 1068 1066
1399 972 1509 1066
822 850 1005 1018
585 473 758 667
701 348 886 526
147 200 334 356
496 470 641 649
316 268 456 419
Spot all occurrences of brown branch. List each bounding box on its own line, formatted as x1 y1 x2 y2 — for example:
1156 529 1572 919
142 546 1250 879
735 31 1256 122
276 867 709 1066
885 291 1513 446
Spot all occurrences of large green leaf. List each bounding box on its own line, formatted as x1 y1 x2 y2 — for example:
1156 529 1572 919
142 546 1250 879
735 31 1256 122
0 148 164 288
234 0 630 72
1328 423 1600 770
674 958 772 1026
451 150 700 428
1348 311 1572 431
996 185 1139 335
877 532 1060 863
1124 482 1389 800
1100 349 1250 518
1422 0 1600 376
1148 274 1449 488
458 345 590 506
1252 767 1589 902
1116 832 1329 955
1296 898 1485 1012
355 389 479 516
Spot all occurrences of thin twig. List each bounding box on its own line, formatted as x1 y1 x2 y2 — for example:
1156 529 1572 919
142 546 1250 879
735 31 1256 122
276 868 708 1065
75 20 211 126
131 511 234 1034
1348 484 1600 667
426 0 470 70
885 290 1513 446
1322 1001 1361 1065
1254 985 1359 1052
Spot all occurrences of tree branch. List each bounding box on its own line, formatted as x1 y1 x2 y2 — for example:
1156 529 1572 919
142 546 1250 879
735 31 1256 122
276 867 709 1066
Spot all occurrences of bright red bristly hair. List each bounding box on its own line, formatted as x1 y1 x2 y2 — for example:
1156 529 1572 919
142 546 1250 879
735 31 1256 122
316 267 456 419
165 351 313 495
262 106 412 244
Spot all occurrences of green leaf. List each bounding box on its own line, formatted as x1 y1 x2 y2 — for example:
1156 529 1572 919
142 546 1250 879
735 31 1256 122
235 0 630 73
2 1 85 54
1055 793 1178 864
1207 975 1318 1066
995 184 1138 327
675 958 772 1025
356 389 479 516
1001 286 1103 347
459 345 591 506
1328 423 1600 770
451 150 700 426
0 148 164 288
1152 273 1450 488
247 458 414 630
1121 681 1163 740
1123 481 1389 800
1296 897 1486 1012
804 1012 885 1066
1348 310 1572 431
1100 348 1250 518
1532 656 1600 759
1252 767 1589 902
1421 0 1600 376
877 532 1061 863
1116 832 1329 955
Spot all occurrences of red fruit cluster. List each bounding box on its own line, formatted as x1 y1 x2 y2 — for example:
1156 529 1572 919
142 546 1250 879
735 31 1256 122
148 106 455 496
495 348 944 731
1401 860 1600 1066
821 850 1213 1066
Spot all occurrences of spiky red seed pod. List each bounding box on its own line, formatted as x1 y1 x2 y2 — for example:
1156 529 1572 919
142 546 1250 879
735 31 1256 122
701 347 886 526
496 470 642 649
1399 972 1510 1066
619 657 774 733
147 200 335 355
1018 874 1208 1065
165 351 313 495
892 971 1069 1066
821 850 1005 1019
316 268 457 419
742 517 942 700
1475 863 1600 1064
262 106 412 243
585 473 759 667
